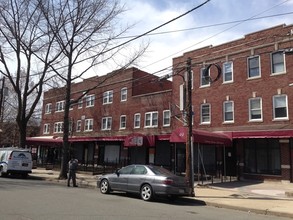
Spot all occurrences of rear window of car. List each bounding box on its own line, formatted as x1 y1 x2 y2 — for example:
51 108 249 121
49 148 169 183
148 166 174 176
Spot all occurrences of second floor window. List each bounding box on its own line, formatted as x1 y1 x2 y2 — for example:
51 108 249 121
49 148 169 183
45 103 52 114
121 87 127 101
223 101 234 123
223 62 233 83
102 117 112 130
84 119 93 131
120 115 126 129
248 56 260 78
86 95 95 107
271 51 285 74
249 98 262 121
145 112 158 128
78 99 83 109
43 124 50 134
273 95 288 120
54 122 63 133
200 103 211 124
163 110 171 127
76 120 82 132
55 101 65 112
103 91 113 104
134 113 140 128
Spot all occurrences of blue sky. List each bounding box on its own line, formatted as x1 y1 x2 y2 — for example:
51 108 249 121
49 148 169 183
94 0 293 77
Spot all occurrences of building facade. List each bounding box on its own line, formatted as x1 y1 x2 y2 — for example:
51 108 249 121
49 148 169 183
172 24 293 182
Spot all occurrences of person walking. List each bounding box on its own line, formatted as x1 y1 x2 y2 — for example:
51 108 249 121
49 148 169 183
67 156 78 187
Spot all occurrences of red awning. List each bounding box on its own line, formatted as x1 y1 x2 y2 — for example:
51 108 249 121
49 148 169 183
231 130 293 139
124 133 155 147
170 127 232 146
26 136 63 145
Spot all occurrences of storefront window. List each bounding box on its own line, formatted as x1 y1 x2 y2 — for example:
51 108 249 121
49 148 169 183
244 139 280 175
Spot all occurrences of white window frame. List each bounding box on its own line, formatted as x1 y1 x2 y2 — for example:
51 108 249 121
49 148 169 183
78 98 83 109
45 103 52 114
121 87 127 102
200 103 211 124
84 119 93 131
145 111 158 128
55 101 65 112
102 117 112 130
249 97 263 121
223 61 233 83
200 67 210 87
134 113 141 128
43 123 50 134
163 110 171 127
223 101 234 123
54 122 63 133
120 115 126 129
86 94 95 107
271 51 286 75
76 120 82 132
247 56 261 79
69 99 74 110
273 95 288 120
103 91 113 104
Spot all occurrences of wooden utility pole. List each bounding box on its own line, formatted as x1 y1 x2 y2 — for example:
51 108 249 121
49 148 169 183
186 57 194 196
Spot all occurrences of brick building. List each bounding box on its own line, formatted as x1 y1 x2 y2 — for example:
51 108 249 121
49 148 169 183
172 24 293 182
27 67 173 170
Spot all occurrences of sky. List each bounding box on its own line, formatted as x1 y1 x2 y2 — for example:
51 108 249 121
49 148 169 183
86 0 293 78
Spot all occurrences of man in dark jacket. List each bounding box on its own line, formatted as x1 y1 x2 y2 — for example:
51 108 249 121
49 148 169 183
67 157 78 187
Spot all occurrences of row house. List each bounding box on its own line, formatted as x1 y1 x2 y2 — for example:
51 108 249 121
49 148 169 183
172 24 293 182
28 67 174 170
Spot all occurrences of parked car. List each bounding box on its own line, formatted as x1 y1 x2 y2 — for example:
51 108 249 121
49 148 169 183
0 147 33 178
97 164 191 201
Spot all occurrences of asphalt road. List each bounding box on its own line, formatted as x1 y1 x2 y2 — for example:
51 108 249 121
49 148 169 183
0 176 292 220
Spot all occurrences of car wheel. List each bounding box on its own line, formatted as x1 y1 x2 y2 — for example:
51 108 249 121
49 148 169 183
0 167 6 177
100 179 110 194
140 184 153 201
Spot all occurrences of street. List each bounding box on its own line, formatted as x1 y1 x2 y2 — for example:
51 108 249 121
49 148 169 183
0 177 291 220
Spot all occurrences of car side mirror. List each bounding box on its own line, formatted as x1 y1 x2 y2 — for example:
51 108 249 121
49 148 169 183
115 169 120 177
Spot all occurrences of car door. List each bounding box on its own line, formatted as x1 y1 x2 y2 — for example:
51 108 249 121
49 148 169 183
110 165 134 191
127 165 147 193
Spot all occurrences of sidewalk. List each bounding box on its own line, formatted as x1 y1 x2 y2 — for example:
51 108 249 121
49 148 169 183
30 168 293 218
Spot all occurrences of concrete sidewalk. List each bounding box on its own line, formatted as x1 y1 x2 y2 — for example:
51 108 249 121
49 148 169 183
30 168 293 218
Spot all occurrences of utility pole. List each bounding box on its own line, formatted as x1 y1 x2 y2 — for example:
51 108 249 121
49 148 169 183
186 57 194 196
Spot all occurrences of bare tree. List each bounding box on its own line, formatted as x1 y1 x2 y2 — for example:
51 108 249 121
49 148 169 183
39 0 147 179
0 0 60 147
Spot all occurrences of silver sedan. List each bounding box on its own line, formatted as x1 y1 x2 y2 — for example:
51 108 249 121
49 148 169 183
97 164 192 201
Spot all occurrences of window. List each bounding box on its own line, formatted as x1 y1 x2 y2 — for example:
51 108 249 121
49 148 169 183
223 101 234 122
145 112 158 128
103 91 113 104
134 113 141 128
69 99 74 110
43 124 50 134
271 51 285 74
273 95 288 119
200 103 211 124
200 67 210 87
223 62 233 83
249 98 262 121
102 117 112 130
76 120 82 132
163 110 171 127
54 122 63 133
84 119 93 131
78 99 83 109
120 115 126 129
86 95 95 107
248 56 260 78
244 139 280 175
55 101 65 112
45 103 52 114
121 87 127 101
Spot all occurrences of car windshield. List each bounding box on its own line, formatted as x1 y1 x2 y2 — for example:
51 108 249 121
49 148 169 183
148 166 175 176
